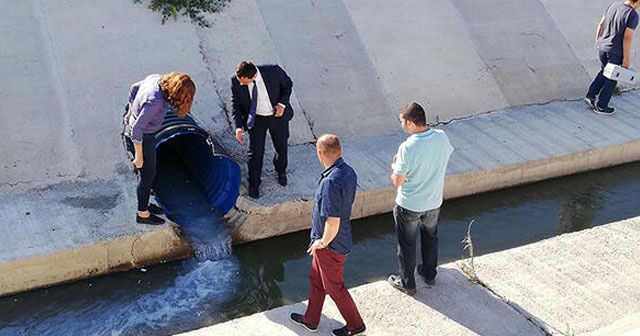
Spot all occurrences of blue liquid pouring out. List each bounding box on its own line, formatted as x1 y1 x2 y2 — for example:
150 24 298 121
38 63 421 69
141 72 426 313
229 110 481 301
153 133 238 261
0 134 247 335
8 131 247 335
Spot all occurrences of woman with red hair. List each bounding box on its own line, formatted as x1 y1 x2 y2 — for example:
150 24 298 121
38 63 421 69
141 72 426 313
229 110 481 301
125 72 196 225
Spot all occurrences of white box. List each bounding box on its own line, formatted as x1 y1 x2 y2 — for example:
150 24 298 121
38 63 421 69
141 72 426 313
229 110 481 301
603 63 637 84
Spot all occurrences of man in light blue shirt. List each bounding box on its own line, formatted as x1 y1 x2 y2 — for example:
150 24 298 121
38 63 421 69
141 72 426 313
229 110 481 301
388 102 453 295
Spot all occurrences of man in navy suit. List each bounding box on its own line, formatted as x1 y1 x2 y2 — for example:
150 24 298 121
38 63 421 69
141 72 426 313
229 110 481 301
231 61 294 198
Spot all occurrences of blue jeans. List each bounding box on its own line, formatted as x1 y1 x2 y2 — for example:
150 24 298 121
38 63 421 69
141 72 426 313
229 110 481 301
393 204 440 289
586 51 623 109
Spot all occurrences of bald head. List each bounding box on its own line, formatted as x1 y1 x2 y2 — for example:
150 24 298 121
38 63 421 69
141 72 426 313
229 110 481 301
316 134 342 166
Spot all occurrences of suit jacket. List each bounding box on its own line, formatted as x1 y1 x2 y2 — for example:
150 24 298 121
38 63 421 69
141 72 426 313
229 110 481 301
231 64 294 130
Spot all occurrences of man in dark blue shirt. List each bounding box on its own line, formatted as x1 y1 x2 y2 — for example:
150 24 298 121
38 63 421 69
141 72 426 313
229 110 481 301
586 0 640 114
290 134 366 336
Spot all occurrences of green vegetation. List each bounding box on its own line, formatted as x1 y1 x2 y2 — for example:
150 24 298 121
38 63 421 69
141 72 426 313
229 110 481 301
133 0 231 27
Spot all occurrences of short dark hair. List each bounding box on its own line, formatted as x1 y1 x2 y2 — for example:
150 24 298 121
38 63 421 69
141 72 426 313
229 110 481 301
399 102 426 126
236 61 257 79
317 134 341 156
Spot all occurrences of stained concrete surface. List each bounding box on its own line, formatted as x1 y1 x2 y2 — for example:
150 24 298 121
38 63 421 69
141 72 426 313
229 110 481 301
0 175 192 296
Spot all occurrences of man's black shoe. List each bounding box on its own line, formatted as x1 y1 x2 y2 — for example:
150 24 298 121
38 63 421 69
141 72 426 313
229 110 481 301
332 324 366 336
594 105 615 115
248 185 260 199
387 274 416 295
290 313 317 333
417 264 436 286
136 213 165 225
277 172 287 186
147 203 164 215
584 97 596 109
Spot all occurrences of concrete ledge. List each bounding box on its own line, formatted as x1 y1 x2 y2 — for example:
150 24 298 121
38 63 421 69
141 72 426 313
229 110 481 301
227 138 640 244
228 188 397 244
445 139 640 199
0 224 191 297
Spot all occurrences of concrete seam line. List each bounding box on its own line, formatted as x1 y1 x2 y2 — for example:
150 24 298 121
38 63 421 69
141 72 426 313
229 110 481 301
455 265 557 335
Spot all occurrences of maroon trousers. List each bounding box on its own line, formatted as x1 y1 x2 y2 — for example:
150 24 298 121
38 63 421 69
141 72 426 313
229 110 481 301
302 247 363 329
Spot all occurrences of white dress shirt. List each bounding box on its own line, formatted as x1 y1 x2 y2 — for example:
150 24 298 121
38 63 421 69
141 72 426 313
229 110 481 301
249 69 274 116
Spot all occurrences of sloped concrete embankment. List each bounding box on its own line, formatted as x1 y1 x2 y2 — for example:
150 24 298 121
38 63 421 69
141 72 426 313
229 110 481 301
2 0 636 194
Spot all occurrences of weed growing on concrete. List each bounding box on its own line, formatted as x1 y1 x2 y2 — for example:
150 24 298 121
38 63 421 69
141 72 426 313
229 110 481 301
459 218 479 283
133 0 231 27
564 323 575 336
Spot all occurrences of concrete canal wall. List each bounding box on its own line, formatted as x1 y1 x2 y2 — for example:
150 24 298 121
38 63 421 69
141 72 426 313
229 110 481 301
1 0 640 295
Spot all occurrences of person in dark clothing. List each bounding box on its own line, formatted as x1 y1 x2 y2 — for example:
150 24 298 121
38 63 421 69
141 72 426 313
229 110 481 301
231 61 294 199
585 0 639 114
125 72 195 225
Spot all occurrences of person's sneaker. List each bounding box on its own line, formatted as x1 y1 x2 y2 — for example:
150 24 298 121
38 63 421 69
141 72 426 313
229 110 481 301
387 274 416 295
290 313 317 333
147 203 164 215
332 324 366 336
136 213 165 225
594 105 615 115
584 97 596 109
417 264 436 286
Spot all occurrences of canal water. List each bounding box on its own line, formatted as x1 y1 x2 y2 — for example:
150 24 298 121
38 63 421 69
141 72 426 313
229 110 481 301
1 162 639 336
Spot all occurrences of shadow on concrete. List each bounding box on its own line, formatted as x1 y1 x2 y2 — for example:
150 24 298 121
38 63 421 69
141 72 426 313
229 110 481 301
263 302 345 336
409 267 546 336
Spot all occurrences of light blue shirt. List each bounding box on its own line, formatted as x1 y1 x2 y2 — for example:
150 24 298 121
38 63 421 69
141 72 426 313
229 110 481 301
393 128 453 212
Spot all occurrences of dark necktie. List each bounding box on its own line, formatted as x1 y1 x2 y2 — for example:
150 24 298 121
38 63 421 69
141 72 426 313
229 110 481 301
247 81 258 129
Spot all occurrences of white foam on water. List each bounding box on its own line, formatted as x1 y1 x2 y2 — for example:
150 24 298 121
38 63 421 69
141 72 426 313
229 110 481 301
7 257 240 336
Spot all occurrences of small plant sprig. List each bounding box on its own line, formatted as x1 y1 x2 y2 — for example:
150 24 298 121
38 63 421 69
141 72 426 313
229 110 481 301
133 0 231 28
459 218 479 283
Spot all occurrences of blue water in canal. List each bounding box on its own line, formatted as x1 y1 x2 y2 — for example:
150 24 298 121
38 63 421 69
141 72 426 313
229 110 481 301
1 161 639 335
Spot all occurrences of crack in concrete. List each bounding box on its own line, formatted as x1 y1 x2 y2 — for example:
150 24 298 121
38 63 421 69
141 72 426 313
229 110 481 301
130 235 141 268
196 27 234 131
435 96 615 127
462 270 556 335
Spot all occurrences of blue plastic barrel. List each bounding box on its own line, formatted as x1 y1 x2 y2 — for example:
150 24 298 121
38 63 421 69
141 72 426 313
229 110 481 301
122 108 240 216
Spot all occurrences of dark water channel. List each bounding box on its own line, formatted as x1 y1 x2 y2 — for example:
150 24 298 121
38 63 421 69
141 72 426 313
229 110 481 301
1 162 640 335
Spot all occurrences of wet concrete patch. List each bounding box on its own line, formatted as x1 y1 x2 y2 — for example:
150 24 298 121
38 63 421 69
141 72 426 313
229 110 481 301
62 194 119 211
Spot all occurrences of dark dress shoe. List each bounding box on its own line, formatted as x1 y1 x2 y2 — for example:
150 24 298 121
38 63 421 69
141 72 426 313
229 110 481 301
147 203 164 215
277 172 287 186
248 186 260 199
332 324 366 336
136 213 165 225
290 313 318 332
